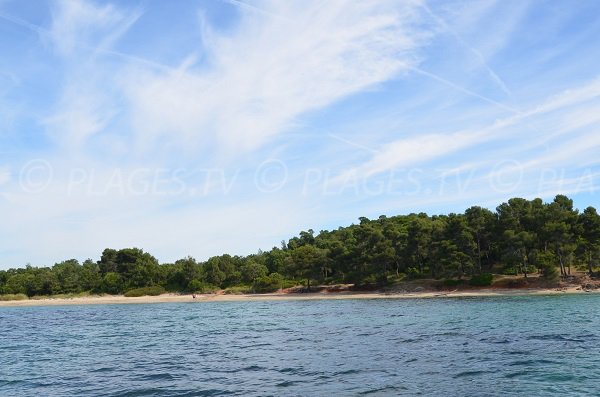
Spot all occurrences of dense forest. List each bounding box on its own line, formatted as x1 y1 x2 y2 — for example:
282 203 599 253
1 195 600 297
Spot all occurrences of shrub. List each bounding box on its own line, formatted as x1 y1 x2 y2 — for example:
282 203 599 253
253 275 281 293
282 280 297 289
124 286 165 297
224 286 252 295
253 273 296 293
0 293 28 301
501 266 518 275
406 267 423 279
469 273 494 287
188 280 219 294
502 266 536 276
443 279 465 287
31 292 93 300
534 252 560 282
541 264 560 282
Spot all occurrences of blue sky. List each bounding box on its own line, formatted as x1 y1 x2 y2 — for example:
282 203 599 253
1 0 600 268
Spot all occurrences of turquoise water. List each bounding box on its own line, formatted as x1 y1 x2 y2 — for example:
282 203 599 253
1 295 599 396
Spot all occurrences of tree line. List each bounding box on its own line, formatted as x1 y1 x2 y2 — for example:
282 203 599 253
1 195 599 297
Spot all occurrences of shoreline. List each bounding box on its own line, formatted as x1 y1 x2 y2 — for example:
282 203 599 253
1 286 597 307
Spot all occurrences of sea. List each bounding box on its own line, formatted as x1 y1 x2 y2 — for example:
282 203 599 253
1 295 599 396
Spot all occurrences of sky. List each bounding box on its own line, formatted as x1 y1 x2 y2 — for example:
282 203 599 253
1 0 600 268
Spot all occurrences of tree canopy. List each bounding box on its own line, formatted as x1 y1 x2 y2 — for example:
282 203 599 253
1 195 599 297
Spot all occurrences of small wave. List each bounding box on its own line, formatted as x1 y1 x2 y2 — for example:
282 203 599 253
508 359 558 366
527 334 585 343
111 388 229 397
539 373 576 382
90 367 115 373
276 380 299 387
453 370 493 378
334 369 361 376
479 337 512 344
505 350 530 355
277 367 298 374
359 385 406 395
138 373 178 381
241 365 263 372
230 342 272 350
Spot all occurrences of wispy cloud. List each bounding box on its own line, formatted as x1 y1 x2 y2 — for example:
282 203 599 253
332 74 600 208
421 1 513 97
48 0 142 57
121 0 428 157
1 0 599 267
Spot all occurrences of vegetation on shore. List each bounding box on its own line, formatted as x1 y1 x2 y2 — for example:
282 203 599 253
1 195 599 298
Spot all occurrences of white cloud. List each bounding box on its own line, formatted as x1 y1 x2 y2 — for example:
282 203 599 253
48 0 140 56
339 76 600 181
44 86 117 149
335 131 479 182
121 0 427 156
2 0 600 268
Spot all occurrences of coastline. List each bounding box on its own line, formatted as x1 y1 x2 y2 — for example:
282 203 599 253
0 287 596 307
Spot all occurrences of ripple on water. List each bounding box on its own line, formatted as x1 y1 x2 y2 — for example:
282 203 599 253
1 295 600 396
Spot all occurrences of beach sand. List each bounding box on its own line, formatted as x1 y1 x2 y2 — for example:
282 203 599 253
0 287 594 307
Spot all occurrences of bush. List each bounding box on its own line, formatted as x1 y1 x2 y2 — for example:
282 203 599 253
469 273 494 287
443 278 465 287
253 275 281 293
188 280 219 294
281 279 298 289
224 286 252 295
31 292 93 300
406 267 423 279
501 266 518 275
541 264 560 282
124 286 165 297
253 273 296 293
534 252 560 282
0 293 28 301
502 266 536 276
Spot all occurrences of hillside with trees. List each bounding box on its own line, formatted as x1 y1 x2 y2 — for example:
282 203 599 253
2 195 600 298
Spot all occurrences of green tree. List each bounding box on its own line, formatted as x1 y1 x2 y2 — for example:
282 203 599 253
241 261 268 285
98 248 118 275
80 259 101 291
174 256 201 290
578 207 600 275
202 257 226 287
101 272 124 294
465 206 495 272
406 215 433 276
53 259 82 294
544 195 578 277
532 251 560 283
289 245 327 290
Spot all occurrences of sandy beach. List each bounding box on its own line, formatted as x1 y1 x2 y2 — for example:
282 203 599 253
0 287 595 307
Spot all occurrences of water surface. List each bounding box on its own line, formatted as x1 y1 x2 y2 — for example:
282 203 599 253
1 295 599 396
